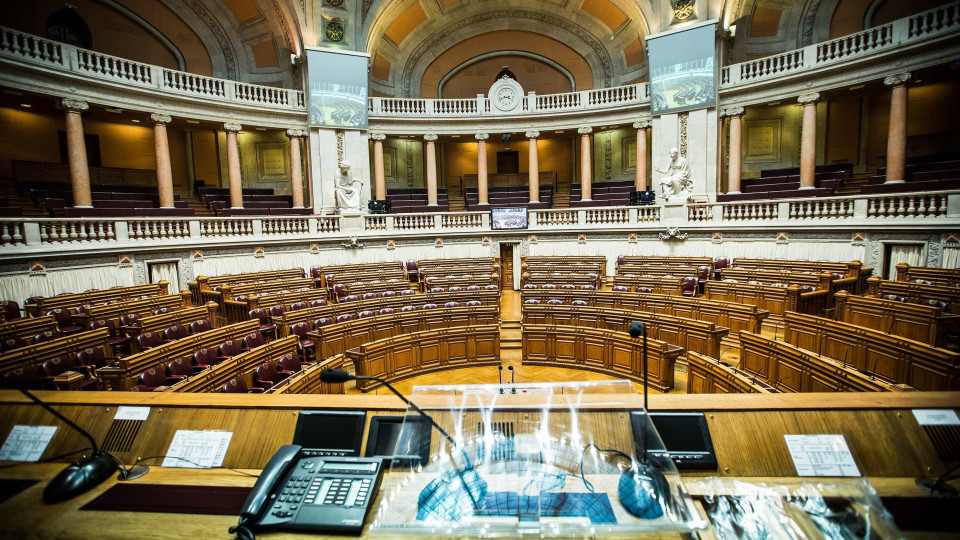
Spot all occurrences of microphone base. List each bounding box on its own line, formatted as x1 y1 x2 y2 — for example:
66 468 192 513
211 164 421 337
118 465 151 481
917 477 958 497
43 451 118 503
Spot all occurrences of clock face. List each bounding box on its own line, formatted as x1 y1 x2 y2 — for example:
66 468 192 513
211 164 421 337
672 0 695 20
497 87 515 105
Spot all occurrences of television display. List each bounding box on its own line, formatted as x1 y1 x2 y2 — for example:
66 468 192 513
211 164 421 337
647 21 717 115
490 207 528 230
305 47 370 128
292 410 366 455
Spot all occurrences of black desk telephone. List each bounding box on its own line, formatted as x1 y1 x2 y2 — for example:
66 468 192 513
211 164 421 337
232 445 384 537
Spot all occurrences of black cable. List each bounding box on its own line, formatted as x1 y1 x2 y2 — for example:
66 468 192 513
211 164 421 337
578 443 634 493
131 455 260 478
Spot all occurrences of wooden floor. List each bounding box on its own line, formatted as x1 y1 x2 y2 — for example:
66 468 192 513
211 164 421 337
343 288 775 397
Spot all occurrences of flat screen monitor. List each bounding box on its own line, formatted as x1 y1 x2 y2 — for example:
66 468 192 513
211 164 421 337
305 47 370 129
292 410 366 456
646 21 717 115
364 415 431 466
490 207 528 230
630 411 717 470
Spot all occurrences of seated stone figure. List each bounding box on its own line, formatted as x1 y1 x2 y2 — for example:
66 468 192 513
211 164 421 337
655 147 693 202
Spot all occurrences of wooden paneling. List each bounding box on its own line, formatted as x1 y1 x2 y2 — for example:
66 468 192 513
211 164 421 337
835 291 959 347
27 282 170 317
0 328 111 375
189 269 306 305
866 277 960 315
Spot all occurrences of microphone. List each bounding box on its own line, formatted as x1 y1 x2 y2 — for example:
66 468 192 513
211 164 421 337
716 346 732 365
498 365 504 394
15 387 119 503
773 376 790 391
508 366 516 394
319 369 486 517
869 357 879 381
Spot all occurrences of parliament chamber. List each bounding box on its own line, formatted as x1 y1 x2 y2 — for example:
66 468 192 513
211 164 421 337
1 0 959 538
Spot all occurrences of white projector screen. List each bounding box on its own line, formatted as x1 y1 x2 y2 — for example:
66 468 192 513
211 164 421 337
647 22 717 115
305 47 370 129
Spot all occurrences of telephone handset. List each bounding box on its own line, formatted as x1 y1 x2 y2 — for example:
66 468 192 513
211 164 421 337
231 445 384 538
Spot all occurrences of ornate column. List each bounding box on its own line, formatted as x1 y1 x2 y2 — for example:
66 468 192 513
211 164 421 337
369 132 387 200
424 134 439 206
62 98 92 207
223 122 243 208
632 121 650 191
476 133 489 205
526 131 540 203
721 107 745 194
151 113 175 208
286 129 306 208
884 73 911 184
578 126 593 200
797 92 820 190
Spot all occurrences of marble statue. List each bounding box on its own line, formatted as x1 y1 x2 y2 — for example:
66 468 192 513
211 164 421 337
335 160 363 212
655 147 693 202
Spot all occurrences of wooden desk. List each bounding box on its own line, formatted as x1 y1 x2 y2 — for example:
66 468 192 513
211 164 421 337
0 392 956 539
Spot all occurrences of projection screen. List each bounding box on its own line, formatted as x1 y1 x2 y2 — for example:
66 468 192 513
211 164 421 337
305 47 370 129
646 21 717 115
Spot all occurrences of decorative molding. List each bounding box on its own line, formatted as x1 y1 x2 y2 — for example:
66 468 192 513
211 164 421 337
628 232 637 244
884 72 911 87
341 236 365 249
604 133 612 180
797 92 820 105
150 113 172 124
529 235 537 244
712 232 723 244
720 106 745 117
61 98 89 112
386 239 396 250
370 132 387 141
577 233 586 244
679 113 688 157
286 128 307 138
633 120 651 130
475 133 489 141
525 131 540 139
577 126 593 135
423 133 438 142
183 0 237 79
852 232 865 246
776 232 789 244
223 122 242 132
405 141 413 186
435 237 444 248
659 227 688 241
482 236 491 246
336 131 344 161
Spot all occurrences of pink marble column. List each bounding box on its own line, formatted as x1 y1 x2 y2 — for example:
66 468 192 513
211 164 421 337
369 133 387 200
797 92 820 190
578 126 593 200
286 129 306 208
723 107 745 194
884 73 911 184
423 134 439 206
526 131 540 203
223 122 243 208
61 98 92 207
151 113 175 208
632 120 650 191
476 133 489 205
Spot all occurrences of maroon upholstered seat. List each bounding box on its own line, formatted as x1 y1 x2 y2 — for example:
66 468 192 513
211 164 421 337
1 300 21 321
3 366 41 390
41 356 98 390
314 317 334 327
194 347 219 367
579 284 596 291
90 318 132 354
2 336 25 352
484 285 499 291
448 286 464 292
524 299 541 305
465 301 482 307
546 299 564 305
422 303 438 310
254 361 287 389
119 313 142 326
560 284 577 290
443 301 460 308
47 308 82 335
164 324 189 342
168 356 204 376
278 353 304 375
139 367 181 390
154 307 174 315
218 340 242 361
635 287 653 293
429 287 446 293
681 277 699 297
189 319 212 334
268 305 286 318
248 308 277 340
400 305 417 312
381 290 397 298
466 285 481 292
335 313 355 323
540 284 557 290
136 331 163 350
571 300 589 306
77 347 114 369
611 285 630 292
242 332 265 351
289 301 309 311
361 292 379 300
378 307 396 315
310 299 329 307
289 322 315 361
400 289 416 297
222 376 263 394
357 310 376 319
341 294 361 303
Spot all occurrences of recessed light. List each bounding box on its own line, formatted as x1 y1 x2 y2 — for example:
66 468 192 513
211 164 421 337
186 120 200 124
105 107 122 113
451 135 460 138
19 103 31 108
131 119 140 123
767 101 781 106
848 84 865 90
255 127 266 131
554 130 564 134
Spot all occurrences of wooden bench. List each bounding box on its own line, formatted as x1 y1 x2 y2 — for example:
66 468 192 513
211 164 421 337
348 325 501 392
266 356 346 394
612 275 692 295
686 352 773 394
783 311 960 391
731 258 871 293
522 304 728 359
738 331 916 393
324 269 409 290
522 324 683 392
188 269 305 305
333 280 418 301
277 289 501 338
223 289 330 323
201 278 315 311
834 291 959 348
95 320 259 391
26 282 170 317
308 304 500 359
895 263 960 287
75 294 190 330
521 289 767 342
122 304 220 349
168 336 299 393
522 255 606 276
704 281 828 322
0 328 111 376
617 264 704 277
521 272 601 288
318 262 404 287
618 256 712 273
423 274 500 291
866 277 960 315
0 316 58 349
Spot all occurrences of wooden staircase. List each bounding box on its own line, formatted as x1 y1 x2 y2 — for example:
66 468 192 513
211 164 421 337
552 180 571 208
500 319 522 350
0 181 47 217
833 173 875 196
446 193 466 212
180 195 216 216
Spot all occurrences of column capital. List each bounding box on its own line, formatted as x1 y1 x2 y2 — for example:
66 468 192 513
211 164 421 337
525 130 540 139
61 98 89 112
632 120 651 130
577 126 593 135
475 133 489 141
423 133 438 142
884 72 911 87
369 132 387 141
286 128 307 138
797 92 820 105
150 113 172 124
223 122 243 132
720 106 745 118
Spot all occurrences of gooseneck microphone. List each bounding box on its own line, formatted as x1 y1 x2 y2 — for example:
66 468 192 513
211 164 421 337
319 369 485 516
15 387 119 503
498 365 504 394
507 366 516 394
773 376 790 391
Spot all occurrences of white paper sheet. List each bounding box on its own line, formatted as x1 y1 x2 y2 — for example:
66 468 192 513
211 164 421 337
784 434 860 477
912 409 960 426
162 430 233 468
114 406 151 421
0 425 58 462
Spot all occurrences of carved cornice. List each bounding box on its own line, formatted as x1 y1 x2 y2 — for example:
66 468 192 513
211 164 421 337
720 106 745 117
401 9 614 96
475 133 489 141
150 113 172 124
578 126 593 135
525 131 540 139
423 134 438 142
884 72 911 87
369 132 387 141
797 92 820 105
61 98 89 112
286 128 307 138
633 120 651 130
223 122 243 132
